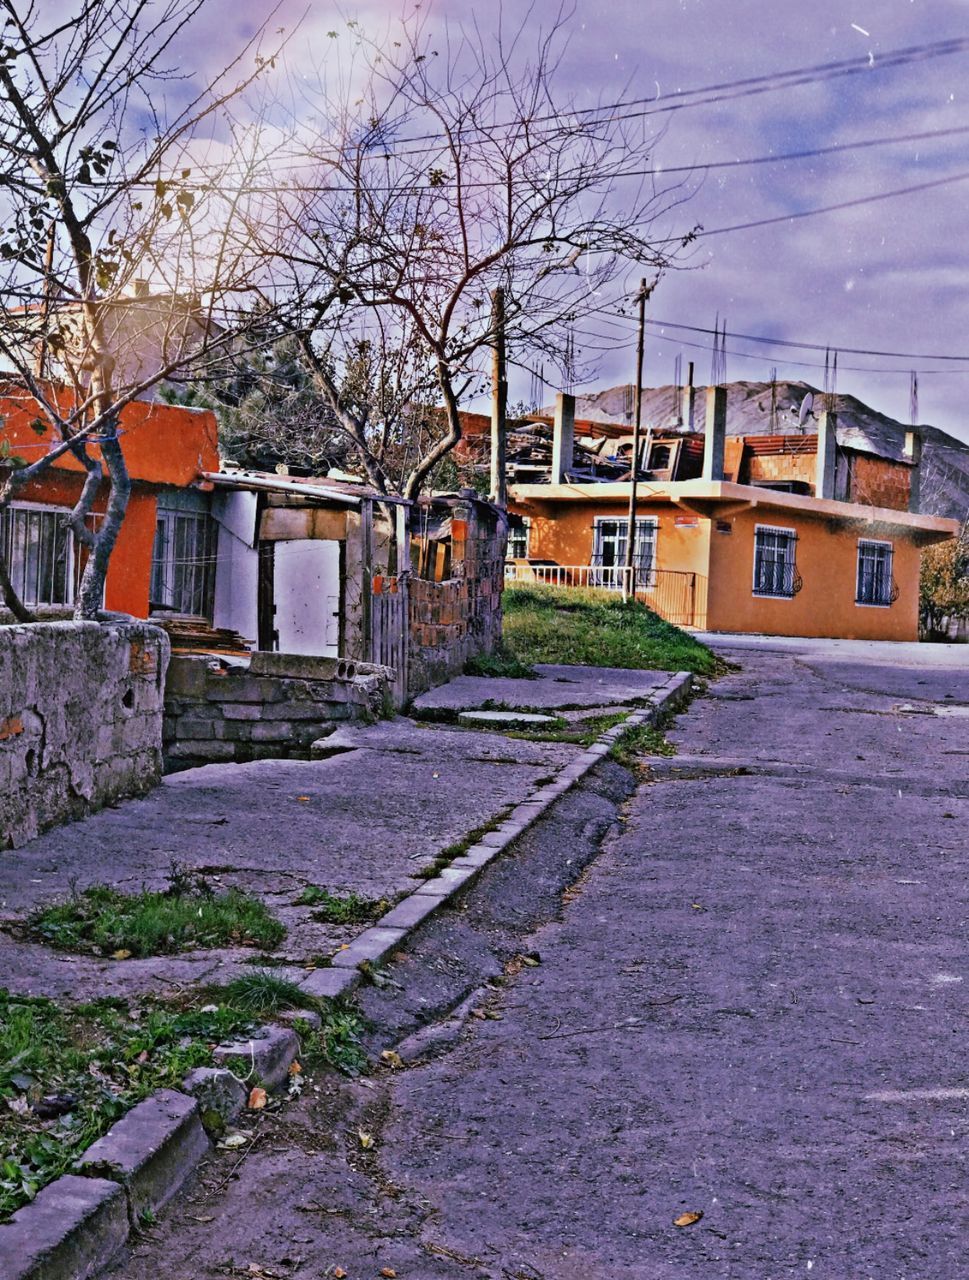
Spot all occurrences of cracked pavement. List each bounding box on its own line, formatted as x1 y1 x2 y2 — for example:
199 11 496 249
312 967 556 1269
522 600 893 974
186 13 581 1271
107 638 968 1279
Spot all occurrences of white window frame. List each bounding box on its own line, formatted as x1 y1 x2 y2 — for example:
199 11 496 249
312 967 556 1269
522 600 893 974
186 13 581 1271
0 500 75 607
591 515 658 589
855 538 894 608
752 523 799 600
151 506 218 618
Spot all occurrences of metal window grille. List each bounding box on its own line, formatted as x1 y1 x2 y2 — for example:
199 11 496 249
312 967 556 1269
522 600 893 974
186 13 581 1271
591 517 656 587
856 540 897 606
753 527 802 598
0 504 73 606
507 517 530 559
150 509 218 617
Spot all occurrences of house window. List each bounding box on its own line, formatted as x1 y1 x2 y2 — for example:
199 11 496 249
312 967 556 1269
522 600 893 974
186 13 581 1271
856 539 896 607
753 525 801 598
507 515 530 560
151 502 217 617
591 516 656 588
0 503 73 606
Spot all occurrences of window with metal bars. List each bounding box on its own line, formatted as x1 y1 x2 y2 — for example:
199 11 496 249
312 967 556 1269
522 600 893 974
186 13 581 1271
0 503 73 606
856 539 897 606
591 517 656 587
753 525 802 598
150 507 218 617
507 515 530 559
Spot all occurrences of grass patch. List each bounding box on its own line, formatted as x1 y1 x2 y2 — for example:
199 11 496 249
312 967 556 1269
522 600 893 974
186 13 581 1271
292 887 387 925
28 883 285 958
0 981 371 1221
0 990 254 1221
609 722 677 769
464 649 537 679
501 585 718 675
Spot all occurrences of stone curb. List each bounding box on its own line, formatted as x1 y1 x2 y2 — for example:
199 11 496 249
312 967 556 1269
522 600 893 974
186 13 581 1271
0 1017 308 1280
302 670 694 985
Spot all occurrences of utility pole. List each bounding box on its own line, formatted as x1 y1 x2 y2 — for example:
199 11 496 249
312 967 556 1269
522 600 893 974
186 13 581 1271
623 278 648 602
489 286 507 506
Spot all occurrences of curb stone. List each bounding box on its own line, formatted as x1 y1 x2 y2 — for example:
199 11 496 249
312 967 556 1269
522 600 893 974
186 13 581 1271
0 1176 128 1280
306 670 693 985
77 1089 209 1225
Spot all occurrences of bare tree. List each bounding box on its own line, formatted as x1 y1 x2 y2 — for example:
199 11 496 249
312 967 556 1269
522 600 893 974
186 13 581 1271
0 0 280 620
249 8 696 499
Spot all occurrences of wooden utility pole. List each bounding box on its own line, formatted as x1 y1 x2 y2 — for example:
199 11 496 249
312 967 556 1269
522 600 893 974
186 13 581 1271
489 286 507 506
623 279 648 601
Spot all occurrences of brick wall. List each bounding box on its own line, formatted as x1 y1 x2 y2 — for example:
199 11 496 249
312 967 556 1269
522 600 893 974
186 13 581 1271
0 620 169 849
407 497 505 695
163 652 390 771
849 454 911 511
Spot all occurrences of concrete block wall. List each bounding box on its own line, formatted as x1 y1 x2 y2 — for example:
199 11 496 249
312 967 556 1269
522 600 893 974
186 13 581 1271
407 498 505 695
163 654 388 771
0 620 169 849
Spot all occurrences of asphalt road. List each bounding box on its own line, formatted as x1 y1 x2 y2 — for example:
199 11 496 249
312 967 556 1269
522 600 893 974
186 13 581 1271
113 640 969 1280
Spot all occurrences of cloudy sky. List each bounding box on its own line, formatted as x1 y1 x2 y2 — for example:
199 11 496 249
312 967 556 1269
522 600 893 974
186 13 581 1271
168 0 969 441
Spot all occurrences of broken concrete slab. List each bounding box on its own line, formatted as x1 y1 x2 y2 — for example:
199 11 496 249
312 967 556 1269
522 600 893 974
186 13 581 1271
412 663 669 714
457 709 558 728
329 926 408 970
298 967 360 1001
0 1175 128 1280
78 1090 208 1223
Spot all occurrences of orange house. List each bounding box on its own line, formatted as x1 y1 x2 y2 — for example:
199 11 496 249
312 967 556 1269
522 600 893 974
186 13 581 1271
508 390 959 642
0 386 219 618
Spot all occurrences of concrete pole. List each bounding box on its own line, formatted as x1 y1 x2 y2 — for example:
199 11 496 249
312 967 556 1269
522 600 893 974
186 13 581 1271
551 392 575 486
623 280 648 601
702 386 727 482
489 287 507 507
815 411 837 499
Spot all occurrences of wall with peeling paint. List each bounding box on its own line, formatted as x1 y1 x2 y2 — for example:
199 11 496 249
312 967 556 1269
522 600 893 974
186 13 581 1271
0 620 169 848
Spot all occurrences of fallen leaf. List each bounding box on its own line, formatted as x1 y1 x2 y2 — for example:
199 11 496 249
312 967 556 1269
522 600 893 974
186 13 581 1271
188 1213 215 1223
6 1095 30 1115
357 1129 375 1149
296 795 311 801
288 1060 303 1076
112 949 132 960
674 1210 703 1228
380 1270 397 1278
248 1087 267 1110
219 1132 247 1149
333 1268 348 1278
380 1050 404 1070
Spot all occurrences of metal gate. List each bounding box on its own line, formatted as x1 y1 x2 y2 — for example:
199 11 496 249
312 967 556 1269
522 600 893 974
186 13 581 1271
369 572 409 706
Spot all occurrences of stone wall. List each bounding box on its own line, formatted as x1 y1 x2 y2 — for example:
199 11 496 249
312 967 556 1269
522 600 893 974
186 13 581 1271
0 620 169 849
407 497 505 695
163 651 390 771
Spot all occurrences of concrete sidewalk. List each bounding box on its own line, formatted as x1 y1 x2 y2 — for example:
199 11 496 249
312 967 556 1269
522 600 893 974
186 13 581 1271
0 666 670 1003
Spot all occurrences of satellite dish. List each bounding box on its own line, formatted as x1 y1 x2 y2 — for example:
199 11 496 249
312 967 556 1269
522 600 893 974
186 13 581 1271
797 393 815 428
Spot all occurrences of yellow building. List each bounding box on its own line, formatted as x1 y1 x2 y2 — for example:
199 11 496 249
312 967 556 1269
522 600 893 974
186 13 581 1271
508 390 958 641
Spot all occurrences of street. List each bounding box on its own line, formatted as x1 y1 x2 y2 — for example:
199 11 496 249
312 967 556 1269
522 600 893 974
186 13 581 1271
111 640 969 1280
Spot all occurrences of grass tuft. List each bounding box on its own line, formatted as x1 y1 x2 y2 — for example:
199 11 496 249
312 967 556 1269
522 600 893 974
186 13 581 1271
500 585 718 675
219 970 313 1016
28 883 285 957
464 649 537 679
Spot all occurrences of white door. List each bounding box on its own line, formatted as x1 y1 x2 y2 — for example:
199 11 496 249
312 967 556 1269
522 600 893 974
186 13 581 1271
273 539 341 656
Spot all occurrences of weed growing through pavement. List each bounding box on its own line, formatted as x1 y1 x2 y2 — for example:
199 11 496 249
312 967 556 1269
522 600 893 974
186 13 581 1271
27 882 285 958
219 970 313 1015
293 887 388 924
609 722 677 768
415 806 513 878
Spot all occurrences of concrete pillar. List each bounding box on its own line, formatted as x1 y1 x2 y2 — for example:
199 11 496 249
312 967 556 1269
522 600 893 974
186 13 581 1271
904 429 922 512
682 361 695 431
701 386 726 482
551 392 575 485
815 411 837 500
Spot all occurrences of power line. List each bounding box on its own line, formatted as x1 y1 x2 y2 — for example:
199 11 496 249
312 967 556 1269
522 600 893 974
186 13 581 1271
642 317 969 362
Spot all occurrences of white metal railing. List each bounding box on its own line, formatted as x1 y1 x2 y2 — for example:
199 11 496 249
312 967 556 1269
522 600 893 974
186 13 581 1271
504 562 703 627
